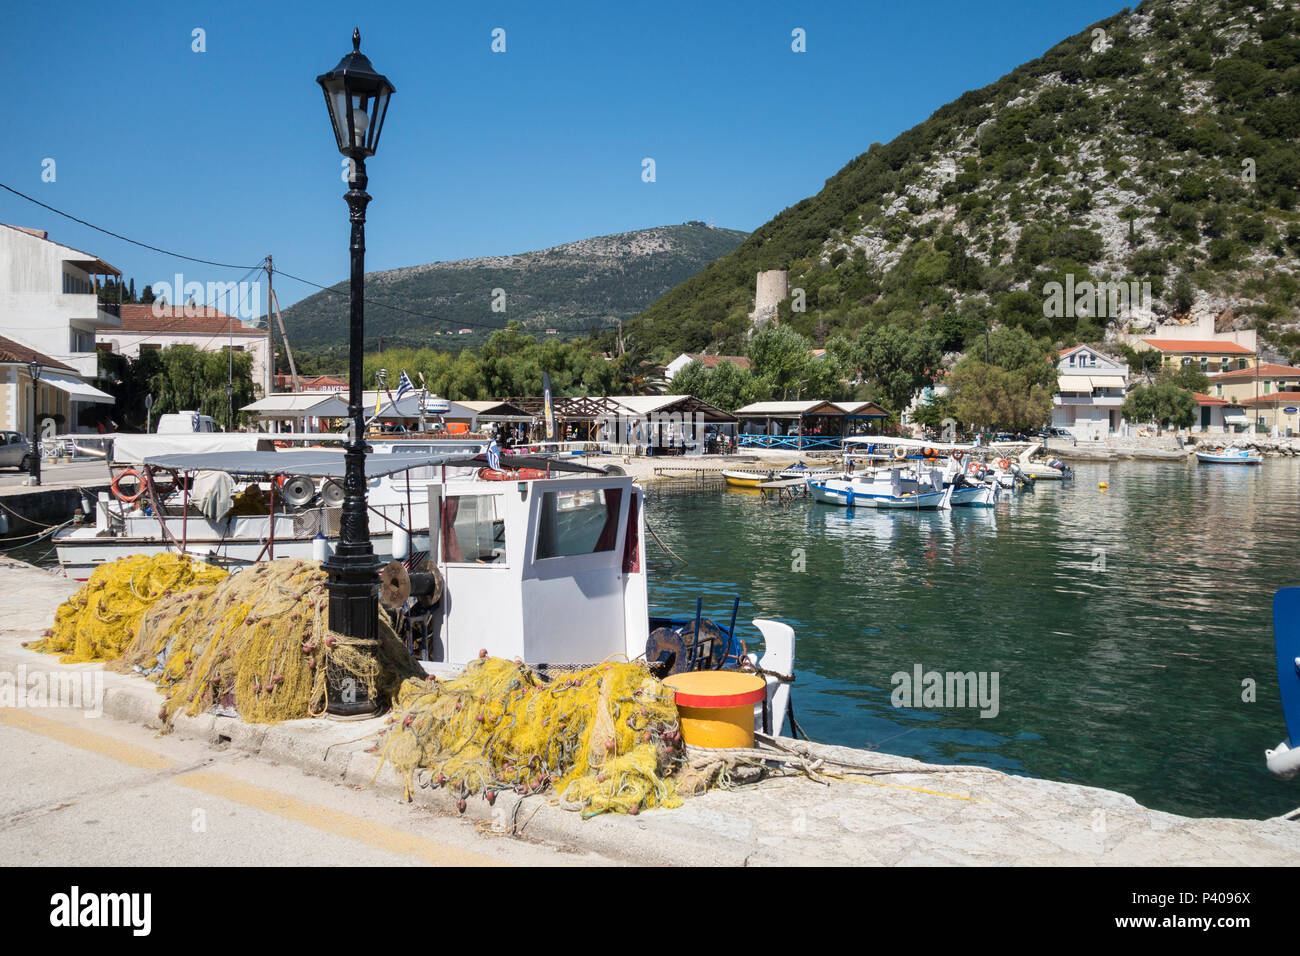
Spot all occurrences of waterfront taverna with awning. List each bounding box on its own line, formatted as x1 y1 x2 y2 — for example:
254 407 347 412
734 399 887 450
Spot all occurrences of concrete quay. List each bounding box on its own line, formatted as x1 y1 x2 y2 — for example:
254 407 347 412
1 558 1296 866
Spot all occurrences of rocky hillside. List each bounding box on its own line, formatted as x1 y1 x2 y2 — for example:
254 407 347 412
279 223 747 355
629 0 1300 362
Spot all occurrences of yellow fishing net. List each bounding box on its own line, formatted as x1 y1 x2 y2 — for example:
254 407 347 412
29 553 228 663
117 558 421 724
377 657 685 817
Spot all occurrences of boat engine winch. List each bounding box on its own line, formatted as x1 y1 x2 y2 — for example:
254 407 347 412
645 596 746 678
380 560 445 659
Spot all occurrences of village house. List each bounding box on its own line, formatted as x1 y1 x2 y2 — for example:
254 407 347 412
95 304 272 394
1119 310 1257 373
1204 363 1300 435
1052 345 1128 440
0 224 119 431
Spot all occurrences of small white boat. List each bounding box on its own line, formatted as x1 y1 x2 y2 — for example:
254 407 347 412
1197 446 1263 465
809 468 954 510
840 437 998 507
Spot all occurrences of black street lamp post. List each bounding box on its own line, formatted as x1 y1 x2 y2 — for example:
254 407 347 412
317 30 394 717
26 361 42 486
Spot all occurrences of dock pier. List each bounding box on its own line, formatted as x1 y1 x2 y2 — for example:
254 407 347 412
1 557 1295 865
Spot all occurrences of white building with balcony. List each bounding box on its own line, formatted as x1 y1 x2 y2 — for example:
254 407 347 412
0 224 119 430
1052 345 1128 440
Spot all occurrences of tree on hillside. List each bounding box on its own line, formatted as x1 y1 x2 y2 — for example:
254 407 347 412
669 359 762 411
856 324 943 413
747 326 813 400
985 325 1057 390
1123 381 1196 432
947 360 1053 432
1158 364 1209 394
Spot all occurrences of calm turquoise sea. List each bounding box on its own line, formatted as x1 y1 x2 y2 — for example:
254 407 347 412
644 459 1300 820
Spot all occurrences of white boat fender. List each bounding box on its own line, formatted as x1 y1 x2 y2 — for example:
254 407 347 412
311 533 329 563
393 526 410 561
1265 739 1300 780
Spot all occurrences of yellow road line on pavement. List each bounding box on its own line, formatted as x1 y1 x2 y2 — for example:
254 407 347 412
176 771 508 867
2 708 509 866
0 708 174 771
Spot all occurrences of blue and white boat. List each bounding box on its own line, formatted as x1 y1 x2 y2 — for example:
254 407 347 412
837 437 998 508
1266 588 1300 781
809 467 954 510
1196 445 1263 465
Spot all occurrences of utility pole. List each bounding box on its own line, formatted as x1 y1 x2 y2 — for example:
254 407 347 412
264 255 275 394
269 288 300 392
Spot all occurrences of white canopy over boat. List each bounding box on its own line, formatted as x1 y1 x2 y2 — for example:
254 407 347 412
842 436 975 451
141 449 459 479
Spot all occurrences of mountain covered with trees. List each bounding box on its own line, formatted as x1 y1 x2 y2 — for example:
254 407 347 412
628 0 1300 368
279 223 746 356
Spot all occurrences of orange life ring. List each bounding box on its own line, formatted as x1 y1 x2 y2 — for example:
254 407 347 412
892 446 906 460
967 460 982 474
477 467 548 481
111 468 144 503
997 458 1011 470
952 450 964 461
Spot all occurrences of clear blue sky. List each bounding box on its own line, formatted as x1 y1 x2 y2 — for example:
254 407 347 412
4 0 1126 310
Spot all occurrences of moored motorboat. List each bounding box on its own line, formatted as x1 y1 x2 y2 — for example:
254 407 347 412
1197 446 1263 465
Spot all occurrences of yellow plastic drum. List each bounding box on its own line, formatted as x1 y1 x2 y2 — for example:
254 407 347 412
664 671 767 749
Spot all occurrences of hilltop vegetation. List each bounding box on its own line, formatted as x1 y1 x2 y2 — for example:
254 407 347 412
280 223 746 356
628 0 1300 363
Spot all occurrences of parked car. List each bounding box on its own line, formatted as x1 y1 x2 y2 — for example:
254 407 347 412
1036 427 1073 439
0 431 34 471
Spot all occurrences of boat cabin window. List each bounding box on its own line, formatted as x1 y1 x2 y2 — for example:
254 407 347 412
535 488 623 560
442 494 506 564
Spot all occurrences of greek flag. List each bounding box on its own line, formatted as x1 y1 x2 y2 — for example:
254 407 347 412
487 438 501 470
395 370 414 401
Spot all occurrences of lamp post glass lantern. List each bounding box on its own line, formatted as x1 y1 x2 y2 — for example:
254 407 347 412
26 361 41 486
317 29 394 718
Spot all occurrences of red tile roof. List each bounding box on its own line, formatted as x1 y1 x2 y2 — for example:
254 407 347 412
0 335 75 372
117 303 261 335
687 353 751 370
1192 393 1229 406
273 373 348 391
1141 338 1254 355
1209 363 1300 381
1241 391 1300 405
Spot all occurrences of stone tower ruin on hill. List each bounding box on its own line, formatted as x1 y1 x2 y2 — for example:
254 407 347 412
748 269 788 333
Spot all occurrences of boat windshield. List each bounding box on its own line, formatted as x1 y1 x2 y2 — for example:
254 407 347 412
535 488 623 560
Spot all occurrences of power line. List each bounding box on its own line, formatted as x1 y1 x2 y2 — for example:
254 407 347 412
1 182 522 335
0 182 260 270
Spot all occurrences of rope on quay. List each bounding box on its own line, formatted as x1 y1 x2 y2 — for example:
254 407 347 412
0 497 76 530
0 517 77 547
678 732 1005 794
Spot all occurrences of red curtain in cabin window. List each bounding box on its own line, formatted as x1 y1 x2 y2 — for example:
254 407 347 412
441 496 462 563
594 489 622 553
622 493 640 573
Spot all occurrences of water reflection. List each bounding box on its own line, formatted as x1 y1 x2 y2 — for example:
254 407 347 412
645 460 1300 819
